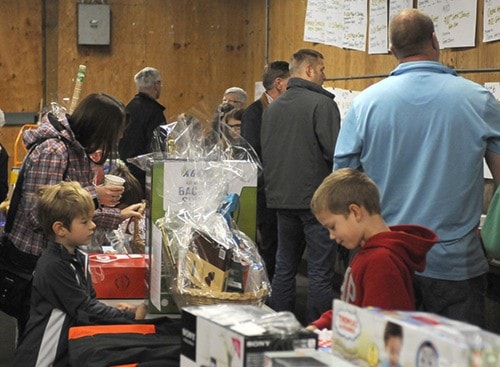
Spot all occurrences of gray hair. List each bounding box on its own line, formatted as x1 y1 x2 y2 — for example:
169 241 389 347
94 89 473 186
134 67 161 89
223 87 247 104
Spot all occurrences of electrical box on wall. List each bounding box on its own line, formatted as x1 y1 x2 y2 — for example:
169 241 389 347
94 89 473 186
78 4 110 45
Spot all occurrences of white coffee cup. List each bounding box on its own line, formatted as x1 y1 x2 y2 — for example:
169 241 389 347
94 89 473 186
104 174 125 186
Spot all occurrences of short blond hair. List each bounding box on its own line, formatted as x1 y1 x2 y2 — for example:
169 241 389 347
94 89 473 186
289 49 324 75
37 181 95 239
311 168 381 217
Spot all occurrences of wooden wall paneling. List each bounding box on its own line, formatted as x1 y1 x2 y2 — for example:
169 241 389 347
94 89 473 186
53 0 257 124
0 0 43 175
266 0 309 62
0 0 43 112
237 0 267 102
154 0 252 121
44 0 59 108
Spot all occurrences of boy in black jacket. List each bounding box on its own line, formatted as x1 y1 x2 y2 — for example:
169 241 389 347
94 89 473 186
14 181 146 366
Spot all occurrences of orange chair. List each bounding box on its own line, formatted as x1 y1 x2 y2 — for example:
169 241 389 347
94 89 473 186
13 123 39 167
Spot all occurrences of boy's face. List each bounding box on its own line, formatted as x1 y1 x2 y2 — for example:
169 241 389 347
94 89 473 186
386 336 403 367
65 214 96 249
315 208 363 250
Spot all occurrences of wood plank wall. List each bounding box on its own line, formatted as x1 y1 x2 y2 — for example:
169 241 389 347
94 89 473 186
1 0 499 175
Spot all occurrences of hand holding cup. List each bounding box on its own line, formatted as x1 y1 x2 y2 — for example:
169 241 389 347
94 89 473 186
96 174 125 207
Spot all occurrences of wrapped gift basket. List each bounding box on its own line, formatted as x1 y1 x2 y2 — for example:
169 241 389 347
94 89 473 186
142 112 270 308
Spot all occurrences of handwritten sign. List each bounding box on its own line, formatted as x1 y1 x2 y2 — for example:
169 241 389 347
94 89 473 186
484 0 500 42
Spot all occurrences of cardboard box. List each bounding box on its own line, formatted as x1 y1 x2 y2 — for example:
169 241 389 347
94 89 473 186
89 254 148 299
181 304 318 367
331 300 500 367
147 159 257 314
185 230 233 292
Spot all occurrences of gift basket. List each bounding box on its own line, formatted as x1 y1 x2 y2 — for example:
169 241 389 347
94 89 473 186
146 112 270 308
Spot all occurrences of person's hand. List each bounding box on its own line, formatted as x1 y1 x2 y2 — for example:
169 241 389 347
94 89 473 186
116 302 136 312
116 302 147 319
120 202 145 220
95 184 125 207
134 303 147 320
306 324 318 332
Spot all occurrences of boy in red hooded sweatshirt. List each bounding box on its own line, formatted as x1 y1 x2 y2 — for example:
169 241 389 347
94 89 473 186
307 168 437 330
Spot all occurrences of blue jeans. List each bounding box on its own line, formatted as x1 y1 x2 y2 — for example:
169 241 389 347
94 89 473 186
268 209 337 324
414 274 487 327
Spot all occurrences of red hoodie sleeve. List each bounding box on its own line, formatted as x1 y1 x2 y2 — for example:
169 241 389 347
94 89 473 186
310 309 333 330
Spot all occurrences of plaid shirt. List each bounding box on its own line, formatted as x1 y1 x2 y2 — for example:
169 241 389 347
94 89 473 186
8 114 122 256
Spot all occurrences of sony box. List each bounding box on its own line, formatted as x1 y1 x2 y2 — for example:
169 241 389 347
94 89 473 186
89 254 148 299
181 304 318 367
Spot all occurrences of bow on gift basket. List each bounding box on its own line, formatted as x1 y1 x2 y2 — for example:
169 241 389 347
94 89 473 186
150 112 270 308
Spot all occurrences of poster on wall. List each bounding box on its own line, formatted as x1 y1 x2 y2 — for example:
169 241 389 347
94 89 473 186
417 0 477 48
324 0 344 48
368 0 388 54
305 0 491 51
304 0 368 51
304 0 327 43
484 0 500 42
342 0 368 51
485 82 500 102
325 87 361 121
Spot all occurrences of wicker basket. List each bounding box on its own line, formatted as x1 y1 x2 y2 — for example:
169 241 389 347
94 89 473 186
171 284 269 308
160 222 269 308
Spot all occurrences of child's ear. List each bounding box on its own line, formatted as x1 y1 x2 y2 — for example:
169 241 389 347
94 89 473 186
52 221 67 237
348 204 363 221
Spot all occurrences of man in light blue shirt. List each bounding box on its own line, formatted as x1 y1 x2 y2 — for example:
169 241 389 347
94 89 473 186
334 8 500 327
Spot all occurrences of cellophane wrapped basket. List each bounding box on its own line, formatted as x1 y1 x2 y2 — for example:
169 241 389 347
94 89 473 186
150 112 270 308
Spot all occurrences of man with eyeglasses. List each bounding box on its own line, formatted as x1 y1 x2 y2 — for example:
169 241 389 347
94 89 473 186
118 67 167 195
212 87 247 137
221 86 247 108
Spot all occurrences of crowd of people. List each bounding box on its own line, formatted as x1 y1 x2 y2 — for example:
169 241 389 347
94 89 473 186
1 7 500 366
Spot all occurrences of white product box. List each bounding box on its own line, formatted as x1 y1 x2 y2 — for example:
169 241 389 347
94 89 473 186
181 304 318 367
264 349 356 367
331 300 500 367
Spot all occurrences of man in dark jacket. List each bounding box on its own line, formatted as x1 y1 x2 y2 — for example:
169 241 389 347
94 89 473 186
261 49 340 324
241 61 290 282
119 67 167 194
